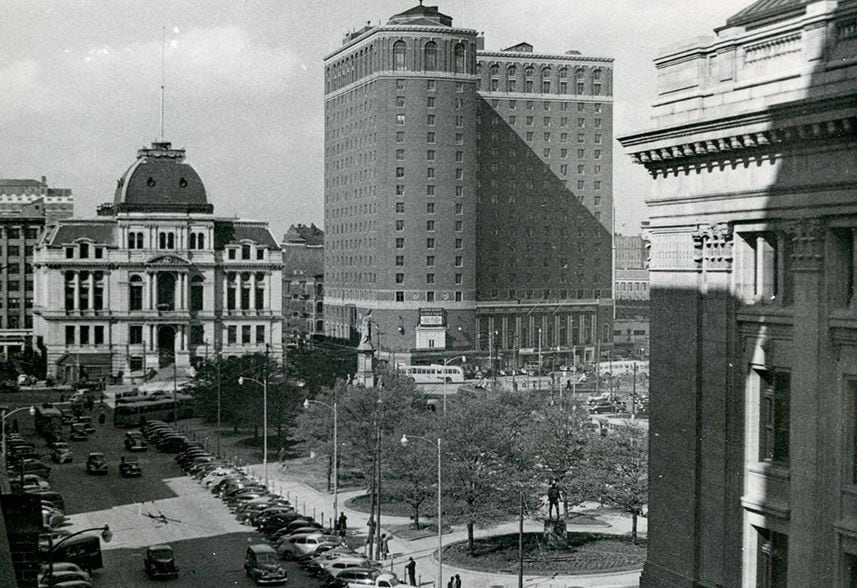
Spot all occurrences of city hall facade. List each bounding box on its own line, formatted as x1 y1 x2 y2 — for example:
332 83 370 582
34 140 283 382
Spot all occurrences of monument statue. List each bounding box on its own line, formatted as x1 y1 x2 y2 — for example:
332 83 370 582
360 310 373 345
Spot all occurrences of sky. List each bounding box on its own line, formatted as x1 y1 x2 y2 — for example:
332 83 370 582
1 0 752 239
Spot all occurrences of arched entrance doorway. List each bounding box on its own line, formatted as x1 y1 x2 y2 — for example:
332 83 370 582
157 325 176 368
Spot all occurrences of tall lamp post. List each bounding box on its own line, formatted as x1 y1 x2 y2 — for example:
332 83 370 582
303 396 338 529
47 525 112 587
1 406 35 456
400 434 442 587
440 356 465 415
238 344 270 487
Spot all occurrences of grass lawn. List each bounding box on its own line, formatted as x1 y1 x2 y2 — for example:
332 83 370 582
443 531 646 576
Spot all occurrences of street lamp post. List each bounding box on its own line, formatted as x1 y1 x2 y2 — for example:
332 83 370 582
440 356 465 415
238 345 270 487
1 406 35 456
47 525 112 587
303 396 338 530
401 434 442 587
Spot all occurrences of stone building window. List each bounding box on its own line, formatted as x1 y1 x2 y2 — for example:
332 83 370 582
756 527 788 588
737 231 785 305
130 325 143 344
759 370 790 466
454 43 465 73
393 41 407 71
424 42 437 71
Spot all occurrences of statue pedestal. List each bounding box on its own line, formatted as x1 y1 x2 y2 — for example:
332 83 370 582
543 519 567 547
354 340 376 388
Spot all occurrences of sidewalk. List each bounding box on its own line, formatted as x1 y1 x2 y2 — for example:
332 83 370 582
245 463 642 588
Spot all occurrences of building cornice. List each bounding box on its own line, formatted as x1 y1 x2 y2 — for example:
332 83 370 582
477 51 613 64
325 25 478 61
620 94 857 172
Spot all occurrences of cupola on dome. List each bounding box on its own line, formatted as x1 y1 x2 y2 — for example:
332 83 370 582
113 141 213 214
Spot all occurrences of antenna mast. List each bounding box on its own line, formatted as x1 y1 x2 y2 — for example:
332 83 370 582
159 25 166 140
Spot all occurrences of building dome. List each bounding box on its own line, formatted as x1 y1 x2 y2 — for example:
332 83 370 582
113 141 213 214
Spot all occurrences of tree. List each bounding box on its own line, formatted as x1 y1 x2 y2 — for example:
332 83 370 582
441 390 537 554
593 422 648 543
529 398 593 517
383 415 437 529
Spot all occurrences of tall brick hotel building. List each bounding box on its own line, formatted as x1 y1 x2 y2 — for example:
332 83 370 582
324 3 613 365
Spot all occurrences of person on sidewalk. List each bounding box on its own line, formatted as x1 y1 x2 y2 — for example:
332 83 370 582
380 533 390 559
405 557 416 586
447 577 454 588
277 447 286 469
338 512 347 536
453 574 461 588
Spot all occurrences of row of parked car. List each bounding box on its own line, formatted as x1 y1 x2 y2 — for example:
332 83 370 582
137 419 400 587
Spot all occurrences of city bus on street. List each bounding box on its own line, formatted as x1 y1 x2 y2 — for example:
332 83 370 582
401 364 465 384
113 395 193 428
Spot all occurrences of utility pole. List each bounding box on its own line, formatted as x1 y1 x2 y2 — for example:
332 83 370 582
518 491 524 588
631 361 638 419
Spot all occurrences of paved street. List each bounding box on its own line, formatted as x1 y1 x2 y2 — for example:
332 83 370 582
47 418 324 587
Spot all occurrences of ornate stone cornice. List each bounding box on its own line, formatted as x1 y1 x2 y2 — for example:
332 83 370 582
784 218 825 271
627 116 856 170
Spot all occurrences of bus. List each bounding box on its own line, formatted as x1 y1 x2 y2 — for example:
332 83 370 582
596 360 648 377
401 365 465 384
113 395 194 428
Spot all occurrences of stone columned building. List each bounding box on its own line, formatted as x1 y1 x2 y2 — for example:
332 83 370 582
620 0 857 586
34 140 282 382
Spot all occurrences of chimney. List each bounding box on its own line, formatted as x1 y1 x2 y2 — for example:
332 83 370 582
476 33 485 50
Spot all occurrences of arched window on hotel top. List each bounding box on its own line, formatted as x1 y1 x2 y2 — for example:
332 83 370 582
454 43 465 73
393 41 407 71
424 41 437 71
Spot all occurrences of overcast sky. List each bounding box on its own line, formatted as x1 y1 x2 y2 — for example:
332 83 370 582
1 0 751 238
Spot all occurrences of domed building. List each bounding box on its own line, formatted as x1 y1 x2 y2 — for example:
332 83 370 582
33 140 283 383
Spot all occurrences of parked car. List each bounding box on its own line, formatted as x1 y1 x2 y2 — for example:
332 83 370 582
277 533 343 559
39 562 91 582
85 453 108 475
8 458 51 480
28 490 65 512
144 544 179 579
36 568 92 587
76 416 95 435
70 424 88 441
244 543 287 585
51 442 74 464
119 457 142 478
124 432 147 452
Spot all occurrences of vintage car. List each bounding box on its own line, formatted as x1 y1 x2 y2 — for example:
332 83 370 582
144 544 179 579
85 453 108 475
119 457 142 478
244 544 287 585
70 424 88 441
124 432 147 452
50 442 74 464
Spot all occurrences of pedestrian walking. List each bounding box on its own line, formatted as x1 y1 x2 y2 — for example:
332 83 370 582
277 447 286 469
454 573 461 588
447 577 454 588
338 512 347 536
405 557 416 586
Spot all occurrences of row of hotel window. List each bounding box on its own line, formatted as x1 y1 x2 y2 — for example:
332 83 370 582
65 324 269 346
480 77 602 95
394 291 462 303
490 100 603 113
484 129 604 145
0 316 32 329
